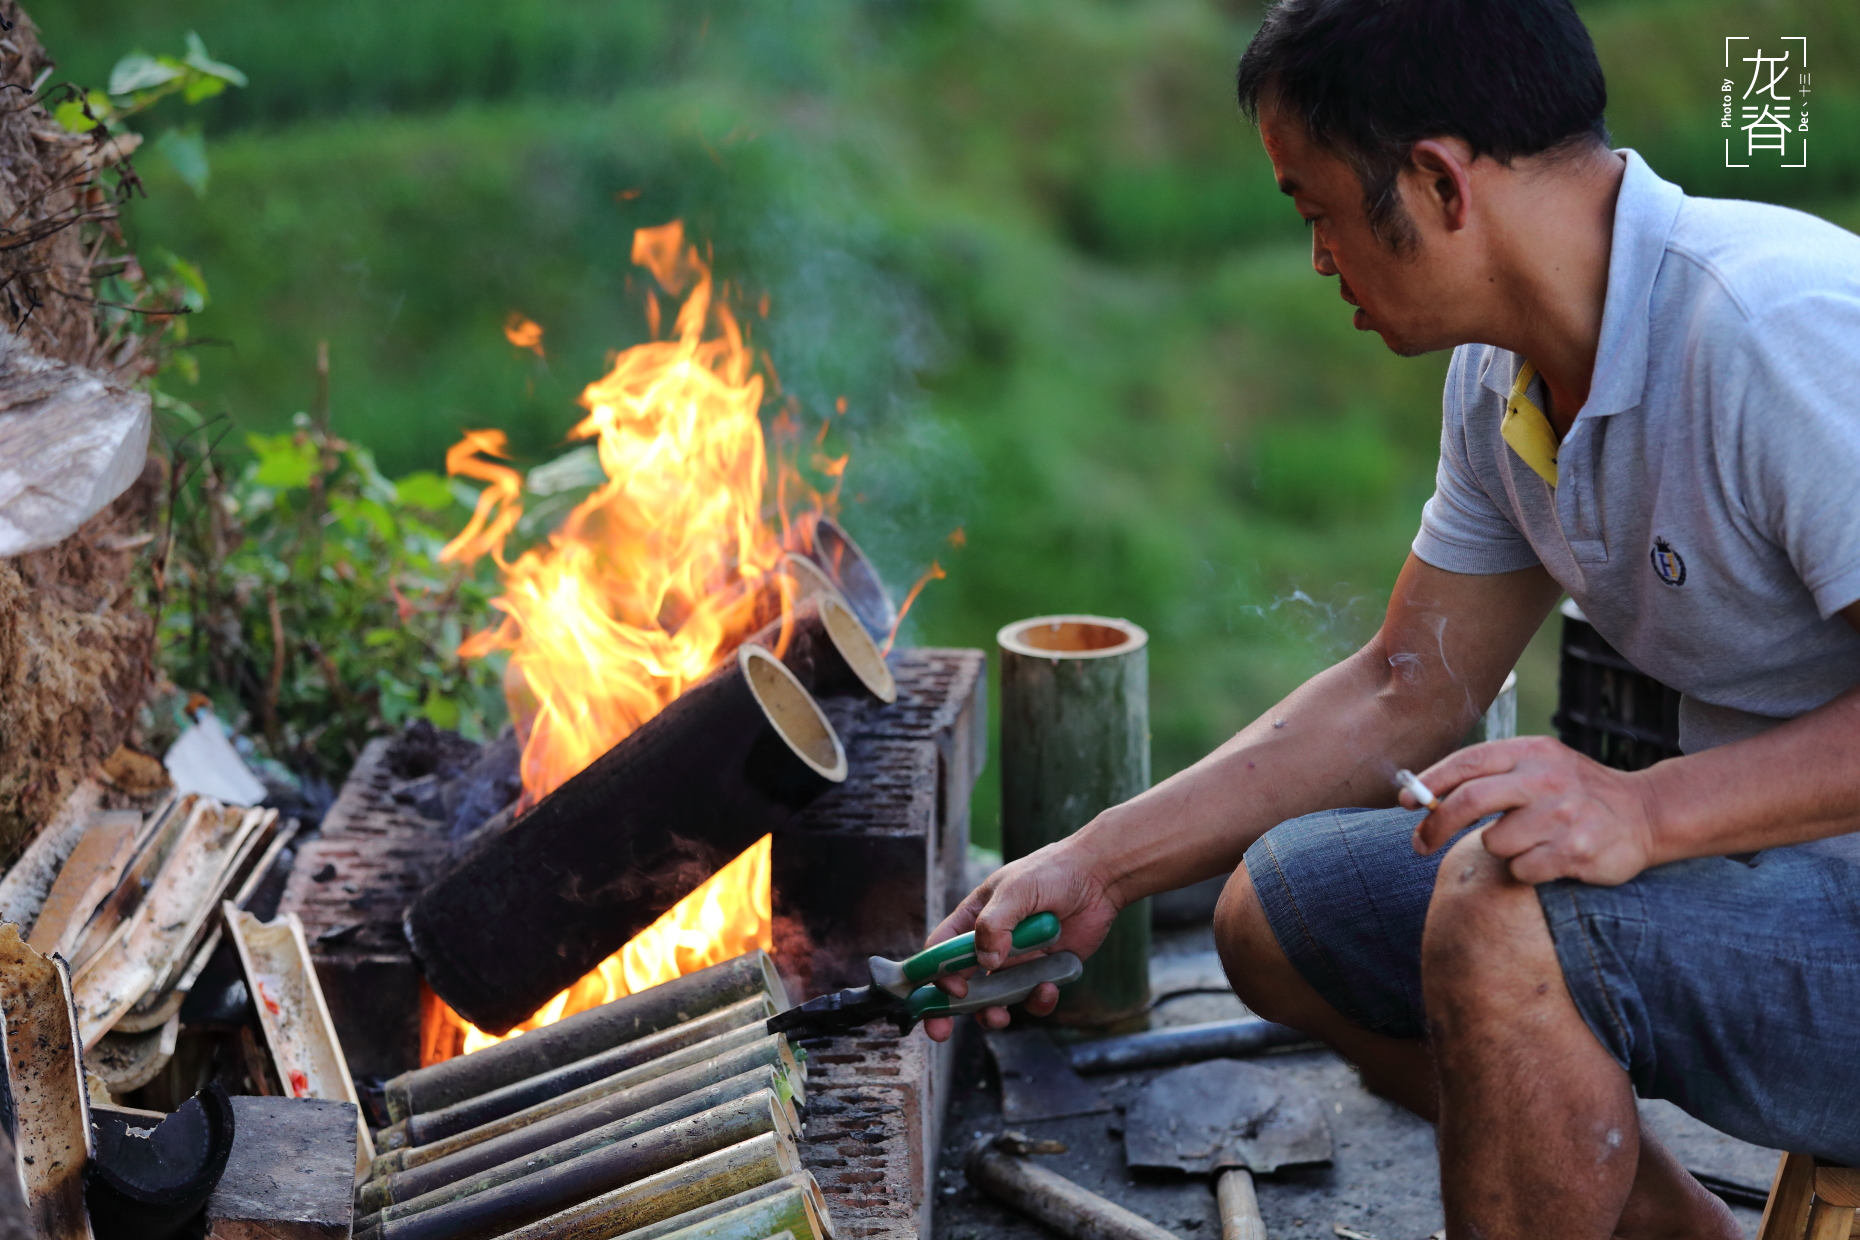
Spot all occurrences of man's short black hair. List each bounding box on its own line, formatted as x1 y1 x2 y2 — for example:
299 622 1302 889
1237 0 1608 248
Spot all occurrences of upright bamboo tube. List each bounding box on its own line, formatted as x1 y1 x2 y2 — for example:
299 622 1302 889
998 615 1151 1026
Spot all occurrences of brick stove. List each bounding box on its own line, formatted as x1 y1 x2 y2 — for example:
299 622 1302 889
278 647 986 1239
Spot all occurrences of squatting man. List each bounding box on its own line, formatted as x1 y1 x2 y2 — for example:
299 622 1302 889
923 2 1860 1238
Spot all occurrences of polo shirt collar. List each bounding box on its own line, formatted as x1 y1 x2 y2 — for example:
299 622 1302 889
1478 149 1686 418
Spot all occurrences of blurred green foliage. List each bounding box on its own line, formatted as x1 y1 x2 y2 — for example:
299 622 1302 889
156 408 506 783
39 0 1859 837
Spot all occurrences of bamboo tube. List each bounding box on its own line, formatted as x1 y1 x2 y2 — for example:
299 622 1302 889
645 1187 824 1240
382 1022 775 1151
965 1138 1177 1240
623 1174 826 1240
399 994 773 1146
998 615 1152 1026
492 1130 799 1240
359 1065 796 1211
0 925 92 1240
387 951 786 1121
378 1035 802 1168
359 1092 795 1239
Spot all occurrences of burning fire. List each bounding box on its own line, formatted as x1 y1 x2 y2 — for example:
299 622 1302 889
441 220 814 807
424 835 773 1063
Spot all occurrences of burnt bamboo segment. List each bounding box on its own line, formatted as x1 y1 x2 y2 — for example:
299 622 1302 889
407 648 846 1034
359 1065 795 1213
998 615 1152 1026
0 925 91 1240
377 1034 803 1169
386 952 785 1122
750 596 895 705
643 1184 826 1240
358 1091 795 1239
381 1022 772 1151
623 1174 827 1240
394 995 773 1146
491 1130 800 1240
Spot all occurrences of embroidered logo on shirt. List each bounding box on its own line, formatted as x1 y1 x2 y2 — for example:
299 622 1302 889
1651 538 1687 587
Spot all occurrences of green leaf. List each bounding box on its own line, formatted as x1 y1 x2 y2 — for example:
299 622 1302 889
182 75 228 105
108 53 182 96
421 691 461 731
182 32 248 88
246 432 319 489
161 251 211 310
155 128 210 198
394 472 455 512
52 99 98 133
363 628 400 648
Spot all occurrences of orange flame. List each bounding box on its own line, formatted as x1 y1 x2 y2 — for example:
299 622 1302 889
442 221 804 806
423 836 774 1063
504 313 546 358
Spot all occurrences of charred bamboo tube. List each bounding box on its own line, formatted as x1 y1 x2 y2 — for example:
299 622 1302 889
793 515 896 642
749 596 896 704
407 646 847 1034
492 1130 800 1240
623 1174 826 1240
394 994 773 1145
387 951 785 1121
360 1065 796 1212
378 1033 802 1166
382 1021 772 1151
965 1138 1178 1240
998 615 1152 1027
359 1091 795 1239
642 1184 826 1240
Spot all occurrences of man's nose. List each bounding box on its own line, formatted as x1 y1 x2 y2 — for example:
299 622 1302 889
1311 230 1338 276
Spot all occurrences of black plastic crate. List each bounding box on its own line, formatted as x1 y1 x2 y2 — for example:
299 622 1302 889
1553 600 1683 771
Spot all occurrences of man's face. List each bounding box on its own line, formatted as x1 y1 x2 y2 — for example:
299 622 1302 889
1258 101 1463 357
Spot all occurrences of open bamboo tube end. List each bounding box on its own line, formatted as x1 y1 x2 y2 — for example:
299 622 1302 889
997 615 1148 660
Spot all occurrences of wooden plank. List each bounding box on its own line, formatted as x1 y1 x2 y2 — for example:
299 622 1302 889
25 811 139 958
1808 1202 1856 1240
1761 1152 1819 1240
206 1096 357 1240
225 906 376 1177
1818 1163 1860 1209
0 925 94 1240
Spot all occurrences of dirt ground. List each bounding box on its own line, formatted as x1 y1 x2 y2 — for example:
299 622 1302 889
932 924 1777 1240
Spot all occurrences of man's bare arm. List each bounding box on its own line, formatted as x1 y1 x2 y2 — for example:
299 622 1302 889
1414 599 1860 883
937 556 1564 976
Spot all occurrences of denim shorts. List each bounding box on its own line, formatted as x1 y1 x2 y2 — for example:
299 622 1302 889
1246 806 1860 1164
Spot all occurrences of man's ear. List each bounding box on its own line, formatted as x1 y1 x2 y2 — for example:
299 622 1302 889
1405 139 1475 233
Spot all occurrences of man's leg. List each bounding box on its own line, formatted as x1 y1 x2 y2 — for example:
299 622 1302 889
1217 857 1736 1240
1420 832 1736 1240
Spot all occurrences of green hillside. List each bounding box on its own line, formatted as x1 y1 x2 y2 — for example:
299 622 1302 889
38 0 1858 841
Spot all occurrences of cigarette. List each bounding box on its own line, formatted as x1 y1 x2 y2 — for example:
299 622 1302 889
1394 769 1439 811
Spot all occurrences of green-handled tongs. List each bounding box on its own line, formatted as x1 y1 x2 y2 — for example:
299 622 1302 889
766 913 1078 1037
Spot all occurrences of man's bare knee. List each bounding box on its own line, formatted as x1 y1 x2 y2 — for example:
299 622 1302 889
1421 829 1558 1021
1213 864 1307 1024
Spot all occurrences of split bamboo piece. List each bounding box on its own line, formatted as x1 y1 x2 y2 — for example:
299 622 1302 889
378 1028 798 1157
113 813 294 1035
0 780 107 930
360 1063 796 1211
490 1130 799 1240
0 924 94 1240
63 793 195 975
72 799 264 1044
386 950 786 1122
225 904 376 1177
625 1173 830 1240
24 810 139 958
645 1185 826 1240
400 993 773 1146
359 1090 796 1239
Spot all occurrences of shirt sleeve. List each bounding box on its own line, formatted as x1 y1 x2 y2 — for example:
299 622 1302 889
1411 347 1544 575
1732 291 1860 619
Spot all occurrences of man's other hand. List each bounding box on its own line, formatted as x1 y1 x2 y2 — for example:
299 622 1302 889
917 838 1123 1042
1406 736 1658 886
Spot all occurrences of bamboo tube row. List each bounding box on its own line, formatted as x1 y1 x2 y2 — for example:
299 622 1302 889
643 1183 828 1240
354 951 827 1240
355 1091 796 1240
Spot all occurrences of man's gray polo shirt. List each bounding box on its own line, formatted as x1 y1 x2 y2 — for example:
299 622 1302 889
1413 150 1860 762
